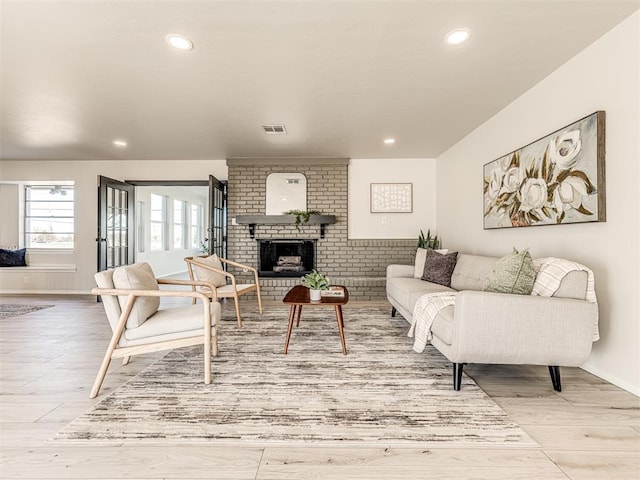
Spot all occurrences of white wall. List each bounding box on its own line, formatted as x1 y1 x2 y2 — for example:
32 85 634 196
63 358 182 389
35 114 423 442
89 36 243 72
0 184 19 247
0 160 227 293
348 158 437 239
436 13 640 394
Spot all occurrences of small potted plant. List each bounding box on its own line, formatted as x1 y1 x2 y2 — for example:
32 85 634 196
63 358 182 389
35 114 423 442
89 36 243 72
301 269 330 301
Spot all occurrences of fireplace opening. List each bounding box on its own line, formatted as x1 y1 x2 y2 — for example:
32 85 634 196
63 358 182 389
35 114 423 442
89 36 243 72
258 239 316 277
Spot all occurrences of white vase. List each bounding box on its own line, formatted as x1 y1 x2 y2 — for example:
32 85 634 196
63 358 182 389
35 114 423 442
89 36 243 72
309 289 322 301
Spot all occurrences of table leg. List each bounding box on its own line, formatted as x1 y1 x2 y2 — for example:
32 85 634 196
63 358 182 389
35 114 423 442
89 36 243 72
296 305 303 327
284 305 297 354
335 305 347 355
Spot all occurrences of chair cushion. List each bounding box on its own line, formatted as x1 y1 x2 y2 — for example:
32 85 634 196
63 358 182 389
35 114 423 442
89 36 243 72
112 262 160 328
192 255 227 288
124 303 221 343
94 269 122 332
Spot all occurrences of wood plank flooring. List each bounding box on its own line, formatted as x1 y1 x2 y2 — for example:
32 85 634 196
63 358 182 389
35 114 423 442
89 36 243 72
1 295 638 479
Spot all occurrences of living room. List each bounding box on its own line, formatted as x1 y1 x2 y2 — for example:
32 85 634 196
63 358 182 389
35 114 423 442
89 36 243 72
1 1 639 478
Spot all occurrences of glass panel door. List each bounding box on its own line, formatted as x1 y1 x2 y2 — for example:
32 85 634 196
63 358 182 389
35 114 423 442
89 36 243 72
98 176 135 271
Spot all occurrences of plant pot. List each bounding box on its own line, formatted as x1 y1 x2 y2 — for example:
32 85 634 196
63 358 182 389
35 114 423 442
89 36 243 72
309 289 322 301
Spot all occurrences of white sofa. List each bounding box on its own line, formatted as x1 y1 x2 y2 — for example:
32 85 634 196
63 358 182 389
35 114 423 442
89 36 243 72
386 253 598 391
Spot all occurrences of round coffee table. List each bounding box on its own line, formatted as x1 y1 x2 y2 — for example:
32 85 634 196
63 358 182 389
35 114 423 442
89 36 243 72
282 285 349 355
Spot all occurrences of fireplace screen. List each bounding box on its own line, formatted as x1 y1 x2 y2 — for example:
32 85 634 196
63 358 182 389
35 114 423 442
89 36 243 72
258 240 315 277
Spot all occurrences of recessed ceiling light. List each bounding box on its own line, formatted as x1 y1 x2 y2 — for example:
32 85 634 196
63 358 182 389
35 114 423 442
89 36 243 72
384 138 396 145
445 28 471 45
166 34 194 50
112 139 128 147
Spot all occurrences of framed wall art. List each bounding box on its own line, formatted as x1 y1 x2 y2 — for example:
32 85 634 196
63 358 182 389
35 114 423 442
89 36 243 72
483 111 606 229
370 183 413 213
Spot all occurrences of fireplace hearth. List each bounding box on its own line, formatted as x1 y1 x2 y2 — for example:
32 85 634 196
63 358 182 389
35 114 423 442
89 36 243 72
258 239 316 277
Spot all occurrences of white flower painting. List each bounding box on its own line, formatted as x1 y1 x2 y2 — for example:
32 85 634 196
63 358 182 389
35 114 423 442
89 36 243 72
483 111 605 229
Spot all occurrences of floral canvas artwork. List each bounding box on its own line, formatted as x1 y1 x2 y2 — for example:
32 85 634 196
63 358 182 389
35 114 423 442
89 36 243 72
484 111 605 229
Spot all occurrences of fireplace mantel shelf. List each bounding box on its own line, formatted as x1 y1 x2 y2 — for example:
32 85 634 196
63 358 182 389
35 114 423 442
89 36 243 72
235 215 336 239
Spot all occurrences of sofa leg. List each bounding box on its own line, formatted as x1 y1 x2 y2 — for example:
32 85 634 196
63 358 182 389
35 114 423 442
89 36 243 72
453 363 464 391
391 306 396 317
548 366 562 392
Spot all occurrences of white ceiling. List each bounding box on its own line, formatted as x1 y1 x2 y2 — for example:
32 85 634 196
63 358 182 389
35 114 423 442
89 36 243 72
1 0 638 161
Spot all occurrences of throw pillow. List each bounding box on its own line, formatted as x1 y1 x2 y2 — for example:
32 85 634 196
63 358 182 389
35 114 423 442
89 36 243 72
421 249 458 287
112 262 160 328
0 248 27 267
192 254 227 288
414 248 450 278
484 248 536 295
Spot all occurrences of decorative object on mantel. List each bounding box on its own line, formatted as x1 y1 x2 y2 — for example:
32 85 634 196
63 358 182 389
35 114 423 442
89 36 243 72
417 229 441 250
284 209 322 231
484 111 606 229
370 183 413 213
301 269 330 301
235 214 336 239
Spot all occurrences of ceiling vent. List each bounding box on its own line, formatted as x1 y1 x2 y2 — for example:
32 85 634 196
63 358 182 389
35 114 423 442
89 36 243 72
262 124 287 135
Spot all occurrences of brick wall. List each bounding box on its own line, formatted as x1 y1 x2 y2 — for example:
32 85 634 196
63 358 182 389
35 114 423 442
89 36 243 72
227 158 416 300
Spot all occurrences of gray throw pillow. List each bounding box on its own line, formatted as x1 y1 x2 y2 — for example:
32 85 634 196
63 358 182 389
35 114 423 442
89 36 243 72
484 248 535 295
421 250 458 287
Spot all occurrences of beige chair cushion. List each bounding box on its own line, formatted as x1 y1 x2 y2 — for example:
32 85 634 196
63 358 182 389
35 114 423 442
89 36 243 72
192 255 227 287
123 303 221 345
112 262 160 328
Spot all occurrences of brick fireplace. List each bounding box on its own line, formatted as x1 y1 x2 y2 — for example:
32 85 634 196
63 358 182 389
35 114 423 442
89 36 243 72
226 158 415 301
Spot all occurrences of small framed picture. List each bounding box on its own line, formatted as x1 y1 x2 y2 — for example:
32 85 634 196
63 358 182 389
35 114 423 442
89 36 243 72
370 183 413 213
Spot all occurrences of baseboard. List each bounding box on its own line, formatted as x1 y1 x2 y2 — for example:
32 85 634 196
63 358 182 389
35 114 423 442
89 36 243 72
0 289 91 295
581 364 640 396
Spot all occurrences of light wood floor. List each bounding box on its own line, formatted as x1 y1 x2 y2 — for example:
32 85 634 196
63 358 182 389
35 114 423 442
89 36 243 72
1 295 638 480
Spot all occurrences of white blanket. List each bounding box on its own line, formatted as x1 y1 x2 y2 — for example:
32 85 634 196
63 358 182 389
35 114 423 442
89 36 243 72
408 292 457 353
533 257 599 341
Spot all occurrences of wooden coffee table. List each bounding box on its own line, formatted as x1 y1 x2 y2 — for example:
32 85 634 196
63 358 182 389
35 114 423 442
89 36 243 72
282 285 349 355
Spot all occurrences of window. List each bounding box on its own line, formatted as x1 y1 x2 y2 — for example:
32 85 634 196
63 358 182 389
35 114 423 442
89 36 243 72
24 185 74 249
173 200 187 249
191 204 202 248
150 194 167 251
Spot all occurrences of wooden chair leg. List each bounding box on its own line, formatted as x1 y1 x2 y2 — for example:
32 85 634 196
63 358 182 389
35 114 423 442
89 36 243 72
212 336 218 356
233 296 243 328
90 345 117 399
122 356 131 365
91 295 135 399
204 328 212 385
256 284 263 314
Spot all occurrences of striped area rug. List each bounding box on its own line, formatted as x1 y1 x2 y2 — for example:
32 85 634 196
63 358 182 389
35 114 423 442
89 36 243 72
55 305 536 446
0 304 53 319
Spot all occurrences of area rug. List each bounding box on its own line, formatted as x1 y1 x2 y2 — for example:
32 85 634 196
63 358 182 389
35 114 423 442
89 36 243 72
0 303 53 319
54 305 536 446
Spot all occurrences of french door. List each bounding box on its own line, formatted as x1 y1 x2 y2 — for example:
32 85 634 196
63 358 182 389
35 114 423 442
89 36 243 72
97 175 135 272
207 174 226 258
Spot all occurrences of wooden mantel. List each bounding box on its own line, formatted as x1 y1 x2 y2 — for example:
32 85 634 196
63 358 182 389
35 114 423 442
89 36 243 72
235 215 337 239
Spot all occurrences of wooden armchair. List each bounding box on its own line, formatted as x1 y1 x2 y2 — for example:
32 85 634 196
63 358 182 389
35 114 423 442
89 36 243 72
185 254 263 327
91 262 221 398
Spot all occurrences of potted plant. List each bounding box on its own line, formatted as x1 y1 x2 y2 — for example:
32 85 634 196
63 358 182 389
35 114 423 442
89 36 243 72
417 229 441 249
301 269 330 301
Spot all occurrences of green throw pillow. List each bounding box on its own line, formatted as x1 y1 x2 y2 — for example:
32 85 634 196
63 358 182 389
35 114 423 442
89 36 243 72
484 248 535 295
